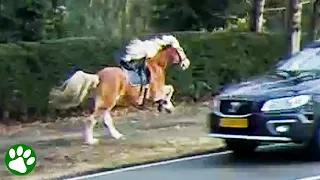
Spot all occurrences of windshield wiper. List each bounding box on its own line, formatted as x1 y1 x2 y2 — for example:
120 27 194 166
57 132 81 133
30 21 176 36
295 70 320 79
273 69 320 82
274 69 297 78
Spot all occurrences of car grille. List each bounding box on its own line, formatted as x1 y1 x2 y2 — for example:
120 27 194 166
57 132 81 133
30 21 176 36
219 100 255 115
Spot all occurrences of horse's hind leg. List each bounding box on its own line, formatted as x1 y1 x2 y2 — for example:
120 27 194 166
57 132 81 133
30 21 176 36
103 110 124 140
100 91 125 140
83 97 104 145
83 113 99 145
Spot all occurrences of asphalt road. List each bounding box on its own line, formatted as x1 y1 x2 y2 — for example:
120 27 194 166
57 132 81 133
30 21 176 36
69 144 320 180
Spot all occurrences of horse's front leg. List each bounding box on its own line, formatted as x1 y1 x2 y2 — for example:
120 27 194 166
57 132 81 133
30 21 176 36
152 85 175 113
161 85 175 113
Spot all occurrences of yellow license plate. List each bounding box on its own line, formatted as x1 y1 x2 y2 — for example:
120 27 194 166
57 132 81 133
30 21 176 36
219 118 248 128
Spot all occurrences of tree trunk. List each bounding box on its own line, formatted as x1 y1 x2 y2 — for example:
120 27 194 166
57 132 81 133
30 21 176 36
250 0 266 32
285 0 302 56
312 0 320 40
118 0 131 39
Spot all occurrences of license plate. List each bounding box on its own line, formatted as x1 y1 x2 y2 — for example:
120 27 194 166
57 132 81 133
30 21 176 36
219 118 248 128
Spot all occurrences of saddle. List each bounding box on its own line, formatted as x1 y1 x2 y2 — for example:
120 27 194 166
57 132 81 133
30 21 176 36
121 60 150 108
125 61 151 87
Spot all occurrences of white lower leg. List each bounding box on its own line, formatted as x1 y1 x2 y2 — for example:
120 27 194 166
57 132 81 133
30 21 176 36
164 85 174 100
103 110 124 139
83 115 99 144
163 99 174 110
162 85 175 110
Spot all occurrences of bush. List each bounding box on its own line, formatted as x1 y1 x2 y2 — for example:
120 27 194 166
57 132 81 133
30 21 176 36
0 32 288 120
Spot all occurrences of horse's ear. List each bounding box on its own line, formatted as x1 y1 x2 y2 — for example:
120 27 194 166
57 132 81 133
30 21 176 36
161 44 172 50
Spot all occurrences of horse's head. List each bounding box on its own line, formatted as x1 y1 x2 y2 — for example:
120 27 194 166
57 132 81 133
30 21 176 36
151 45 190 70
165 45 190 70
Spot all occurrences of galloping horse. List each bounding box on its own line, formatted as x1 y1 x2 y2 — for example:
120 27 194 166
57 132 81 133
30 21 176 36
49 45 190 145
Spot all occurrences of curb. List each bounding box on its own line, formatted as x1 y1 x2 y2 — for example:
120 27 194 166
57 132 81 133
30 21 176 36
53 147 228 180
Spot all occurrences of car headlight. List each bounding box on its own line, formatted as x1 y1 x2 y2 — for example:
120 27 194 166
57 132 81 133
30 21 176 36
261 95 312 112
212 97 220 111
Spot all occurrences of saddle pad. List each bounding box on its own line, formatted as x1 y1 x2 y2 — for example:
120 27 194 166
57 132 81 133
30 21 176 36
126 69 149 86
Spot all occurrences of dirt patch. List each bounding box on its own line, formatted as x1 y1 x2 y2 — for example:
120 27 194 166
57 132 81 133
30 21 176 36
0 102 224 180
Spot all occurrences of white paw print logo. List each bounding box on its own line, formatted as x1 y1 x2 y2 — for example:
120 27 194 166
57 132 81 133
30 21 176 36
5 144 37 176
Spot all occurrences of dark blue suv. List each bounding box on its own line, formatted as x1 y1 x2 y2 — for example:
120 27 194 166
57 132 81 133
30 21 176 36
207 40 320 157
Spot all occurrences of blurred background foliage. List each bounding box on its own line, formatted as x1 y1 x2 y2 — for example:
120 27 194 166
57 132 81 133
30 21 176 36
0 0 315 42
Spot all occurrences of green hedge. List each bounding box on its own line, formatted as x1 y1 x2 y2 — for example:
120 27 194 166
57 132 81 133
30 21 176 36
0 32 288 119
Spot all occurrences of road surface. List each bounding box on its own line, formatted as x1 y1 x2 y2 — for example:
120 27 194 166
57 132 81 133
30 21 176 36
67 144 320 180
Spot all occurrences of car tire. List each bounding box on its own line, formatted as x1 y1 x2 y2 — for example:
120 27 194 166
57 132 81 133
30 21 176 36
225 139 259 156
304 127 320 160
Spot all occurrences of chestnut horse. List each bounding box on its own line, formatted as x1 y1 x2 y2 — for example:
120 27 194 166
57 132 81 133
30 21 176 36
49 45 190 145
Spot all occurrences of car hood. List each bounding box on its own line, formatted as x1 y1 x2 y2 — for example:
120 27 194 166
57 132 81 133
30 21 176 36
219 73 320 100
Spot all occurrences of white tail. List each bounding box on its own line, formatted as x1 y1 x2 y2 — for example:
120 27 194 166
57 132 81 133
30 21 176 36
49 70 100 109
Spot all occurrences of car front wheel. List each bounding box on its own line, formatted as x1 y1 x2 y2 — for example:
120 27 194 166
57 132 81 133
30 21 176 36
304 126 320 160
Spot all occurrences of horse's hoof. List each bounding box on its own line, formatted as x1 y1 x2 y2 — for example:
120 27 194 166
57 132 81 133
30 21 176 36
114 133 125 140
84 138 99 145
165 108 173 114
158 106 163 112
137 105 147 111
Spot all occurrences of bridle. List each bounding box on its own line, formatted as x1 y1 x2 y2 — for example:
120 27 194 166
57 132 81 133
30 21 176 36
161 45 187 66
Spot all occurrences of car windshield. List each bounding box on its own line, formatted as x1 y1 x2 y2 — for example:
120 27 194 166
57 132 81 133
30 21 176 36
276 47 320 72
